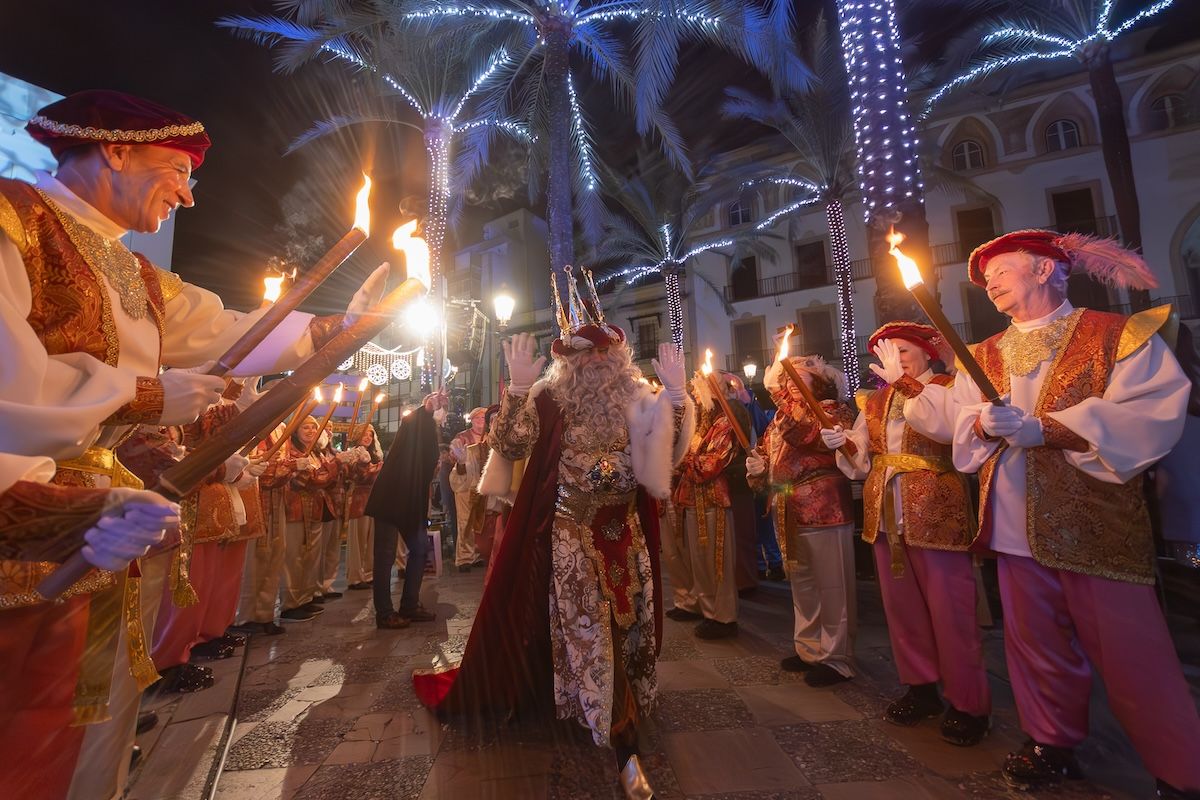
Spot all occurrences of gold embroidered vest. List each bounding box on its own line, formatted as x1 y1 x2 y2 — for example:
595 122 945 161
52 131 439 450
861 374 975 551
974 309 1157 584
0 178 177 606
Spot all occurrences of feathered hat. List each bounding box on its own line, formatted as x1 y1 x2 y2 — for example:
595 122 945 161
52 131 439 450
551 266 627 356
967 229 1157 290
868 321 946 364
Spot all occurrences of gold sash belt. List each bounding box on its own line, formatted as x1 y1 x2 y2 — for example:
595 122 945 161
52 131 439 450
873 452 953 578
55 447 161 724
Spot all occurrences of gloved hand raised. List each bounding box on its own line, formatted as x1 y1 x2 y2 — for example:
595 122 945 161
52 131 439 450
502 333 546 395
869 339 904 385
652 343 687 405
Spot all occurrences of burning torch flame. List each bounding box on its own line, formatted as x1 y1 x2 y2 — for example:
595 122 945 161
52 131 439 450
777 324 795 362
375 392 386 404
353 174 372 235
333 383 345 403
701 348 714 376
263 275 285 304
887 228 923 290
392 220 431 292
358 378 369 393
313 387 323 403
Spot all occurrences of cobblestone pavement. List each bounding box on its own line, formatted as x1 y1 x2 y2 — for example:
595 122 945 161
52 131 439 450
213 562 1197 799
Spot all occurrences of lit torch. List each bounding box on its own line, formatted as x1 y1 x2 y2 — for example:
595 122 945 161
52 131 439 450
888 229 1003 406
700 349 750 449
304 383 345 457
345 377 371 444
775 326 858 457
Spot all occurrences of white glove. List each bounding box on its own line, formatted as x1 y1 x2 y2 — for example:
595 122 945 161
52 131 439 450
159 364 226 425
234 377 262 412
869 339 904 385
223 454 250 483
356 446 372 463
652 343 687 404
293 458 315 472
82 490 180 571
746 453 766 476
335 449 358 464
345 263 390 328
979 402 1023 438
502 333 546 395
1004 413 1044 449
821 425 847 450
164 441 186 461
246 459 268 478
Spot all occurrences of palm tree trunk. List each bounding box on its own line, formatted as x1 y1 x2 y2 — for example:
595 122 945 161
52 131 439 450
425 123 452 390
544 21 573 301
1087 52 1149 310
664 268 683 351
826 198 859 393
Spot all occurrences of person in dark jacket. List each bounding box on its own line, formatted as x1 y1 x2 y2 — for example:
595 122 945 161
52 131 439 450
365 391 445 629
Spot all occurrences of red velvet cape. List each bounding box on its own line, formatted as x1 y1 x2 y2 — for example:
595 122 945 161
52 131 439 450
413 389 664 716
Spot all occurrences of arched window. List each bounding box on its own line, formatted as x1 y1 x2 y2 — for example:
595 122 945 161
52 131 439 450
728 200 753 227
951 139 985 171
1149 94 1190 131
1045 119 1081 152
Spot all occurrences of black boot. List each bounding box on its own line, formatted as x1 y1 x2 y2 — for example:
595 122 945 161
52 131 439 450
884 683 943 726
940 705 990 746
1002 739 1083 790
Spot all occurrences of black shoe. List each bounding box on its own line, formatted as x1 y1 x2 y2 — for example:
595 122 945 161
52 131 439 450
220 631 248 648
884 683 943 727
322 591 344 600
804 663 852 688
301 602 326 615
1002 740 1083 790
471 558 486 568
376 612 410 630
190 639 236 661
136 711 159 735
457 564 472 573
347 581 371 590
309 594 327 604
399 605 436 622
737 587 757 598
228 622 260 635
665 607 702 622
130 744 142 770
280 606 319 621
261 622 286 635
780 655 814 672
694 619 738 640
157 663 214 693
1157 779 1200 799
941 705 990 747
765 566 786 582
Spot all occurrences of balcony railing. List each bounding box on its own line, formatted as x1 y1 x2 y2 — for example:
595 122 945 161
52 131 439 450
725 260 874 302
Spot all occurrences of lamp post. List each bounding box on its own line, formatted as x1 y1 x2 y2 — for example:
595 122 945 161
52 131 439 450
491 291 515 403
742 361 758 384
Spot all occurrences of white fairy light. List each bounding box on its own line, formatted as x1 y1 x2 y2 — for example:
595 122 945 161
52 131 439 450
567 71 597 192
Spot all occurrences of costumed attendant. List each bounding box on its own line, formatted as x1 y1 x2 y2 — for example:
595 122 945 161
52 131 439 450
670 368 749 639
449 407 488 571
747 353 856 688
239 422 295 634
723 374 759 595
826 322 990 746
277 419 338 621
951 230 1200 796
0 89 388 800
313 430 345 603
414 270 694 800
343 425 383 590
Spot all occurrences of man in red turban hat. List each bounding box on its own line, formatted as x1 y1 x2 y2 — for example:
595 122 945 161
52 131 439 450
0 89 390 800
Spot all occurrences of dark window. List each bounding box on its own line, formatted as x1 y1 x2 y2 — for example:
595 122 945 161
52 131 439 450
728 200 753 227
730 257 759 301
1051 188 1098 235
964 284 1009 341
732 320 764 368
1045 119 1081 152
633 319 659 360
955 207 997 260
799 309 835 362
951 139 985 170
1149 94 1190 131
795 241 829 289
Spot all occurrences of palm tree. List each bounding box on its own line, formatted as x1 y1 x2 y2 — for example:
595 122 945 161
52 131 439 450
723 16 864 389
922 0 1182 308
400 0 809 300
593 153 779 351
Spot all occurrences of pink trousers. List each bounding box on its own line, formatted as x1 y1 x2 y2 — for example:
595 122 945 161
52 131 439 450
0 597 89 800
873 537 991 716
152 540 249 669
998 554 1200 790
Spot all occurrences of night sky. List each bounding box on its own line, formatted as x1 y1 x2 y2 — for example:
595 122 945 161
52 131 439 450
2 1 1195 314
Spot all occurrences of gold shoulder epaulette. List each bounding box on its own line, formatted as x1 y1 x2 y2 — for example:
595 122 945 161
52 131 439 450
854 389 872 413
156 267 184 303
1117 304 1171 361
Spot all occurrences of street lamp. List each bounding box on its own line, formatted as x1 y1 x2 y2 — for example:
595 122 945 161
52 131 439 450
743 361 758 383
491 292 516 402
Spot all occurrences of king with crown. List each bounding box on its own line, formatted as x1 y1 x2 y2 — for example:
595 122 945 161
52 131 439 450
414 268 693 799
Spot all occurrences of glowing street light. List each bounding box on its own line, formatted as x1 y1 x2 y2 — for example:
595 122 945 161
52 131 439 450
742 361 758 383
493 292 515 330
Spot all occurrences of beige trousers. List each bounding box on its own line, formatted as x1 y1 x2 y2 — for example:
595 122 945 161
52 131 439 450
67 550 172 800
787 523 857 677
346 516 375 584
317 520 342 595
683 506 738 624
238 494 287 624
282 518 322 610
660 505 700 614
453 489 478 567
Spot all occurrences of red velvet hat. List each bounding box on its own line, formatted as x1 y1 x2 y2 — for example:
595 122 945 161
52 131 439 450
550 322 627 356
967 229 1068 287
27 89 211 168
868 321 942 363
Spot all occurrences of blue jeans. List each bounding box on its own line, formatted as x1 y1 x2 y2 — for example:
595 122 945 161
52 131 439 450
371 518 428 616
